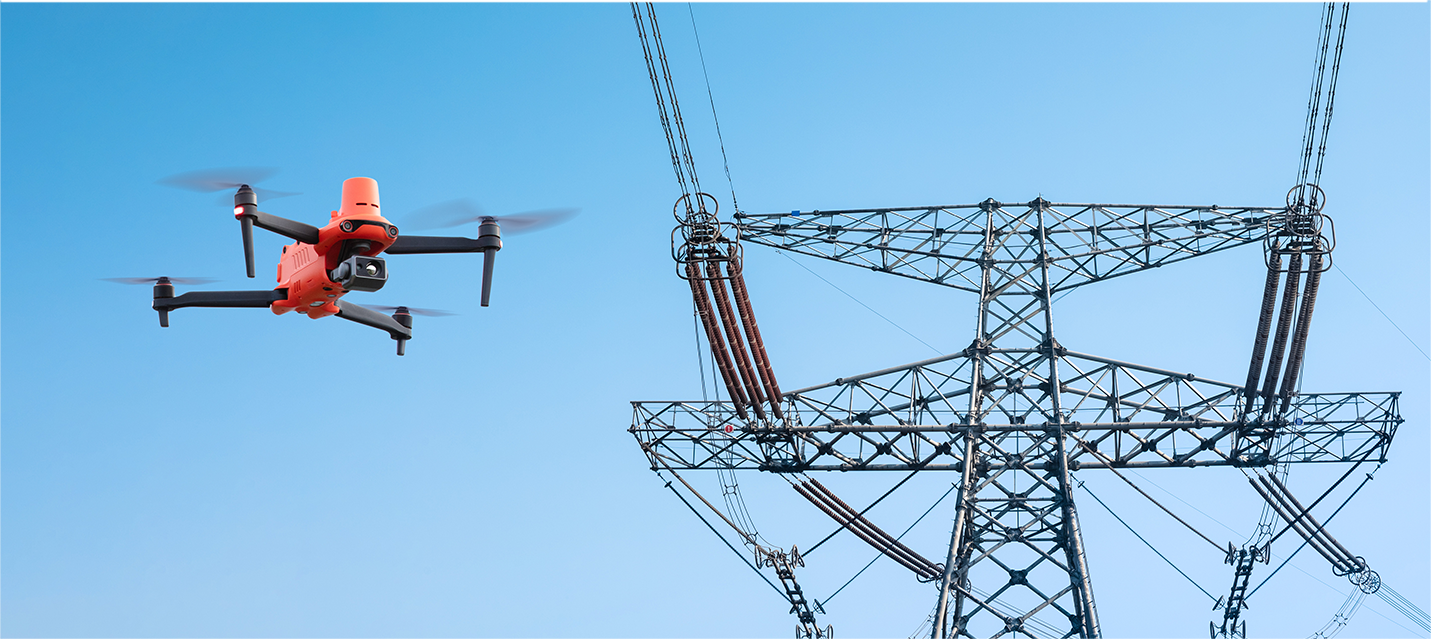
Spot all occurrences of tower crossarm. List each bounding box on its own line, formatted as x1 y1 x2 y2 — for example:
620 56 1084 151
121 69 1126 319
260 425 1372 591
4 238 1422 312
735 201 1282 293
630 353 1399 472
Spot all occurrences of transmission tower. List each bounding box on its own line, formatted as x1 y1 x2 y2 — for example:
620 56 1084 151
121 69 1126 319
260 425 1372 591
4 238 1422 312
626 3 1403 637
631 198 1401 637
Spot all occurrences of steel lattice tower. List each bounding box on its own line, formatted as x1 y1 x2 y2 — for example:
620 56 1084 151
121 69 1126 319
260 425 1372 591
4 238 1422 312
631 198 1401 638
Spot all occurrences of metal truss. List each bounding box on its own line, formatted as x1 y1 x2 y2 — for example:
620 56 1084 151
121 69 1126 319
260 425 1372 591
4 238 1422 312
630 386 1400 473
632 198 1403 638
734 200 1280 294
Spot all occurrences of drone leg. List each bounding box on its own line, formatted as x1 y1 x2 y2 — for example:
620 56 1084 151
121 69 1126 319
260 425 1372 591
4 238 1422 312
240 216 256 278
480 248 496 307
153 280 174 327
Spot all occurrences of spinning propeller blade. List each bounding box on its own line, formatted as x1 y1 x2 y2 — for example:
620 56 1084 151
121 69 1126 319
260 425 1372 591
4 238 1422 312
156 167 301 201
404 198 578 234
361 305 456 317
358 305 454 356
103 277 217 286
402 199 575 308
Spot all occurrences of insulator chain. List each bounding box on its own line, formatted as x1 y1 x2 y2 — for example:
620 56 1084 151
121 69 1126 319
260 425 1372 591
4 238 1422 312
677 193 785 424
756 546 832 639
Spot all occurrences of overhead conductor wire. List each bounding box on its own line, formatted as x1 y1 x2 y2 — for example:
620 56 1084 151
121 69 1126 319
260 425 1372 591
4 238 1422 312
1245 463 1379 599
660 474 785 599
687 3 740 216
1078 478 1218 602
642 2 783 602
819 481 960 608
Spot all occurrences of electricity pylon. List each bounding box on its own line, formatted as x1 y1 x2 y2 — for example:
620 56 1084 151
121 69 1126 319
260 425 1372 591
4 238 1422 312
631 198 1401 638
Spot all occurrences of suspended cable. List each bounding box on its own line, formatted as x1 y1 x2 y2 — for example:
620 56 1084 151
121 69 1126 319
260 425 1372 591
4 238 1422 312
1133 467 1422 635
632 3 690 203
647 3 702 198
803 470 923 556
819 481 959 608
1133 470 1248 540
1076 442 1223 552
693 301 711 402
776 249 943 354
660 475 786 599
1246 465 1377 598
1308 589 1364 639
1333 263 1430 360
1257 452 1374 549
1293 3 1349 205
1078 479 1218 602
1311 4 1349 188
686 3 741 216
632 2 707 218
1376 584 1431 632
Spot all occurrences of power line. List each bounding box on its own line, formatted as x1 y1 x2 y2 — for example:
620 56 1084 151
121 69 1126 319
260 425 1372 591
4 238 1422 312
660 475 786 600
1078 479 1218 602
686 3 741 216
1333 263 1429 360
776 249 943 355
803 470 923 557
818 481 959 608
1246 467 1376 598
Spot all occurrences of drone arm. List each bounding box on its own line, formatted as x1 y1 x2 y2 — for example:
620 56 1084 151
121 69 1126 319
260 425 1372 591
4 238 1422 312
233 184 322 279
250 211 321 245
151 288 289 327
154 289 287 310
385 230 503 307
383 235 495 254
334 300 414 355
334 300 411 339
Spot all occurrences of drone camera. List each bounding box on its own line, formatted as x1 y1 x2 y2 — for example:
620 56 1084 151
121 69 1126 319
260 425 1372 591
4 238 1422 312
331 254 388 292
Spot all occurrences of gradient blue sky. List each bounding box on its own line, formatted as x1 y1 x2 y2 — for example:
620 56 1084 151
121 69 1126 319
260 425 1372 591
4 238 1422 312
2 3 1427 637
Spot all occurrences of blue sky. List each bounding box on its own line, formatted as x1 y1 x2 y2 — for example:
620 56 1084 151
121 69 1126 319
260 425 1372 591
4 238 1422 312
2 3 1427 637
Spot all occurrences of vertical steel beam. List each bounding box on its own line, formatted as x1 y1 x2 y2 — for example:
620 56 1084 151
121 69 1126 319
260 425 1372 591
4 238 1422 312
932 200 998 639
1035 199 1100 637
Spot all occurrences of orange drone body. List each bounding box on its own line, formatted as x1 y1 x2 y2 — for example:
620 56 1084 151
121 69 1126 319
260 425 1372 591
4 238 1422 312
269 177 398 319
147 169 514 355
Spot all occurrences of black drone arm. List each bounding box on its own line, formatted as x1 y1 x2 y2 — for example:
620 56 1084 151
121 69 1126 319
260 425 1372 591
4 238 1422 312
335 300 415 356
233 184 322 278
384 235 496 254
151 287 288 328
251 210 321 245
385 228 502 307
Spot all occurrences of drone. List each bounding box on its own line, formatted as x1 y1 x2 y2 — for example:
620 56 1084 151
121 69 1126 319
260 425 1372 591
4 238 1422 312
112 169 573 355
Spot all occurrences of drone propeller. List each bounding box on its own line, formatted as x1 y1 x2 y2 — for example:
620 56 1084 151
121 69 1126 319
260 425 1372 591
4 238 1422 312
159 168 304 279
402 199 577 308
103 276 217 286
358 305 455 355
105 277 218 327
156 166 301 201
361 304 456 317
404 198 579 234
